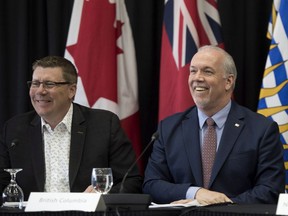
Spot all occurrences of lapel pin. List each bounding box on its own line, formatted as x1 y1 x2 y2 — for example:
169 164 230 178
235 123 240 127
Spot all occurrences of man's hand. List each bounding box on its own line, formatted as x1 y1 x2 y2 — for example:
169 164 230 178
195 188 232 205
171 199 194 204
84 185 95 193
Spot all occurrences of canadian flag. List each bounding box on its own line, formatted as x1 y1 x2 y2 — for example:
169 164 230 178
64 0 141 169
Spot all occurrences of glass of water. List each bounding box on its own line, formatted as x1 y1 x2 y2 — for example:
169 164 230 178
91 168 113 194
2 168 24 209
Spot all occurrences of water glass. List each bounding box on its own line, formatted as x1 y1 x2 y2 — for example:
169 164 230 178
2 168 24 209
91 168 113 194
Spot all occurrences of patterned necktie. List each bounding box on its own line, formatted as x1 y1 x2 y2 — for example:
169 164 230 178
201 117 217 188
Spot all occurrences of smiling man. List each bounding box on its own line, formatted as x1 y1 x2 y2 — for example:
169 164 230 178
0 56 142 201
143 45 285 205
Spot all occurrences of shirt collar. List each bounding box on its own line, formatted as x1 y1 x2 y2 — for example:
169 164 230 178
41 103 73 133
198 100 232 129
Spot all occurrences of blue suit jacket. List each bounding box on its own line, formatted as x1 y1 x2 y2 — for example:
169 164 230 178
143 101 285 204
0 103 142 200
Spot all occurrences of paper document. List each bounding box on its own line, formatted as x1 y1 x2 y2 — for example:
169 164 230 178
149 200 203 208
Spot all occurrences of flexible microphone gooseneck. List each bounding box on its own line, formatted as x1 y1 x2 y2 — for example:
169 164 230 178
119 131 159 193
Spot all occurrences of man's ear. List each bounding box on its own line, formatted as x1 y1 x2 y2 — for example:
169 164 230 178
69 83 77 100
225 74 235 91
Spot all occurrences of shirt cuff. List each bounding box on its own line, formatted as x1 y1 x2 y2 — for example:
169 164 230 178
186 186 201 199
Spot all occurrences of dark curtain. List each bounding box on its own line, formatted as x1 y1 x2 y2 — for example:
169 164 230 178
0 0 273 163
0 0 74 126
218 0 272 109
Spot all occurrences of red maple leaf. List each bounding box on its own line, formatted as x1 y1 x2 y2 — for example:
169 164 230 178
67 0 123 107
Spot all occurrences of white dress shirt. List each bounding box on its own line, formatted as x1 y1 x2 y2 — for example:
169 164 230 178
42 104 73 192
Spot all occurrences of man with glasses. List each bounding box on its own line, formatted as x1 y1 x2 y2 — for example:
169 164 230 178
0 56 142 201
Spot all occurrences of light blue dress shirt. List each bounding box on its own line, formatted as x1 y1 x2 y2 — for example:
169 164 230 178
186 100 231 199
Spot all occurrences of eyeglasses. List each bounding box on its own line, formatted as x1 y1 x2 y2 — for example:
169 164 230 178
27 81 72 89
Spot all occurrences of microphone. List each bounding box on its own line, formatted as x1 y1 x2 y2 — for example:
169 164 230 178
119 131 159 193
103 132 159 211
9 139 19 150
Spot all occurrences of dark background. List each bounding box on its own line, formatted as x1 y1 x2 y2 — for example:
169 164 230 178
0 0 272 159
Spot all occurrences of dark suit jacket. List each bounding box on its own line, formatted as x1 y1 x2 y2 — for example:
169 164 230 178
0 103 142 200
143 101 285 204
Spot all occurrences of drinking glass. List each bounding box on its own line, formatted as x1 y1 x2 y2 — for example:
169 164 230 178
91 168 113 194
2 168 24 209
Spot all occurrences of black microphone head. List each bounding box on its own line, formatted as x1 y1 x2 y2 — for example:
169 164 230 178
151 131 159 140
10 139 19 149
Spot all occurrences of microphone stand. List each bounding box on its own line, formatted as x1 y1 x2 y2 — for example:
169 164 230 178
119 132 159 193
103 132 159 211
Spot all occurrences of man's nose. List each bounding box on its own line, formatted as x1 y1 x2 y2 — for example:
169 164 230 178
193 71 205 80
35 83 48 93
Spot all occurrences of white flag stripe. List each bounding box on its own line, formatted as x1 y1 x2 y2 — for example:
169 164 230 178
116 0 139 119
65 0 83 47
198 1 218 45
181 3 200 49
173 1 181 69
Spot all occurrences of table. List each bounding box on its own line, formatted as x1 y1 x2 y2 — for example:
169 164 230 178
0 204 278 216
0 209 181 216
181 204 277 216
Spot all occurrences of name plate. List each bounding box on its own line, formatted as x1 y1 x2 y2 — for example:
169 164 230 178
25 192 106 212
276 193 288 215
